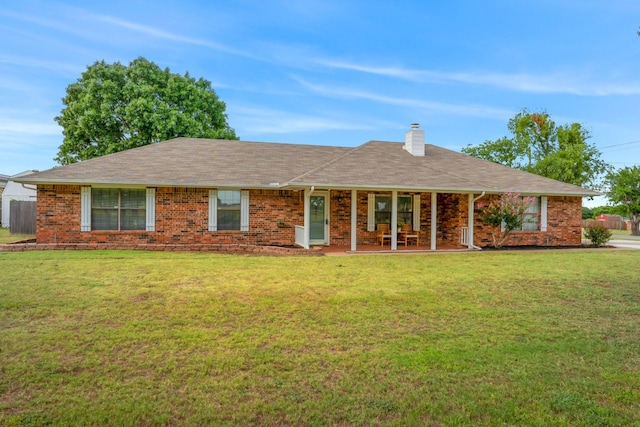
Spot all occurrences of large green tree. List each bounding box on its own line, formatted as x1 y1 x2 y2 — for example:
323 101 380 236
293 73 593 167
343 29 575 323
605 166 640 235
54 57 237 164
462 109 609 189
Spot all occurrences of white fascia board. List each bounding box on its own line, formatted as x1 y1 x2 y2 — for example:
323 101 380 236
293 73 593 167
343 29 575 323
281 182 597 197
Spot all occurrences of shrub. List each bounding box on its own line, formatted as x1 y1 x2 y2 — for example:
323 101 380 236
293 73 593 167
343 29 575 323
583 225 613 247
477 193 536 248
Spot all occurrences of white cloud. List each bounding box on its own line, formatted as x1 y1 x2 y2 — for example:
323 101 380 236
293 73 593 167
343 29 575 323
229 105 391 136
0 117 60 136
312 58 640 96
292 77 512 120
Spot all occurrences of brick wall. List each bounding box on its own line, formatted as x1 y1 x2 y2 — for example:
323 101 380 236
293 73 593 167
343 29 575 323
473 195 583 247
36 185 304 246
36 185 583 249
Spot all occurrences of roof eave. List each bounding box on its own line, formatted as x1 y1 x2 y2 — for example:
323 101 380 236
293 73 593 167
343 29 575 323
281 182 599 197
17 178 600 197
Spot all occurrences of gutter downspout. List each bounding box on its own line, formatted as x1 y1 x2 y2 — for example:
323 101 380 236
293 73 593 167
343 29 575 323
469 191 486 250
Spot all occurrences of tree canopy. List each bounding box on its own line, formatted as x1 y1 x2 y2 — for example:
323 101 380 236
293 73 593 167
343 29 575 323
461 109 609 189
605 166 640 235
54 57 237 165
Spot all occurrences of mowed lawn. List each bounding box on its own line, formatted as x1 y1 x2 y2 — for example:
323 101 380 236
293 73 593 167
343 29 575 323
1 250 639 426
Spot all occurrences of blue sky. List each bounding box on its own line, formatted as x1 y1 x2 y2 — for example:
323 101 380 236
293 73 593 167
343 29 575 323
1 1 638 206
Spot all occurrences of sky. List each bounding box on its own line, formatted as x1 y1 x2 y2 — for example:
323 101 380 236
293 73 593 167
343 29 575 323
1 0 638 206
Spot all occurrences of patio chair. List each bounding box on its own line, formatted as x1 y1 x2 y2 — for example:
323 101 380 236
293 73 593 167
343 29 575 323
400 223 419 246
377 223 392 246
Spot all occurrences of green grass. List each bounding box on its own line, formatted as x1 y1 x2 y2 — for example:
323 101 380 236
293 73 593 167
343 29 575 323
610 229 633 238
1 250 639 426
0 228 34 244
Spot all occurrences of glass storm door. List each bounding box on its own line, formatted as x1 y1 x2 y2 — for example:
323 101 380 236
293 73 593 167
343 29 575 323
309 193 328 244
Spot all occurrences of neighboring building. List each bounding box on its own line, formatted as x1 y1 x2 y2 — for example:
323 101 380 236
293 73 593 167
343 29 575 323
14 125 598 252
595 214 622 222
0 174 8 226
1 171 37 228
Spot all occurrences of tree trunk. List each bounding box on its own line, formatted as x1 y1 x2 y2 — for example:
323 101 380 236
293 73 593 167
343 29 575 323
631 214 640 236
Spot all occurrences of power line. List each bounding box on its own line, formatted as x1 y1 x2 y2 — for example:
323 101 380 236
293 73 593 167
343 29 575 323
600 139 640 149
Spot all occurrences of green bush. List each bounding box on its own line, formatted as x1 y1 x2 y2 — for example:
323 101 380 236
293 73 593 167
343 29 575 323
583 225 613 247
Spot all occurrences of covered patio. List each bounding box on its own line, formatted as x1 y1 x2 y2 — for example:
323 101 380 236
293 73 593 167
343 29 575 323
295 188 482 253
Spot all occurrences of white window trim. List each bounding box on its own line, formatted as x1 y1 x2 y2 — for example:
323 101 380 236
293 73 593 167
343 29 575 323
540 196 548 231
81 186 91 232
412 194 421 231
208 190 218 231
240 190 250 232
367 193 375 231
146 188 155 231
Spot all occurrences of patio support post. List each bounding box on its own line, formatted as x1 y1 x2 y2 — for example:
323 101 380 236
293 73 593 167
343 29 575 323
303 187 312 249
391 190 398 251
350 189 357 252
468 193 474 249
431 192 437 250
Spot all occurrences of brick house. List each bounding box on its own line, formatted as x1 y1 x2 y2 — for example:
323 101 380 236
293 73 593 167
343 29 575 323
15 124 598 252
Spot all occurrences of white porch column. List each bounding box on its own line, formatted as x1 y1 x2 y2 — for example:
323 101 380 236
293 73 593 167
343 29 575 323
350 189 357 252
468 193 474 249
303 188 311 249
391 190 398 251
431 192 437 250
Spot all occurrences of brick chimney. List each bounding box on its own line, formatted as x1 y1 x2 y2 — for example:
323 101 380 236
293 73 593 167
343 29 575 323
404 123 425 156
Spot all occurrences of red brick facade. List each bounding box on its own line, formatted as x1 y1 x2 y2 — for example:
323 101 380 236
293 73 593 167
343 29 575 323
35 185 583 249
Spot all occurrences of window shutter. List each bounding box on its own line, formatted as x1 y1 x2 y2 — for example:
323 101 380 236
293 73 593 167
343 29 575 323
240 190 249 232
540 196 548 231
145 188 156 231
367 193 375 231
81 186 91 231
412 194 421 231
208 190 217 231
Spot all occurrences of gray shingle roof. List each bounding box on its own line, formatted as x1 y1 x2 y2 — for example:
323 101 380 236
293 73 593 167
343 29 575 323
16 137 598 196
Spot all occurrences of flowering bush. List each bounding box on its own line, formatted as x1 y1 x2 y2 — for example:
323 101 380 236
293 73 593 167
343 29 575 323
477 193 536 248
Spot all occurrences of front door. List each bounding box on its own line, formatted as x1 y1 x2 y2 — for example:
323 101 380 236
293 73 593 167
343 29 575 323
309 193 329 245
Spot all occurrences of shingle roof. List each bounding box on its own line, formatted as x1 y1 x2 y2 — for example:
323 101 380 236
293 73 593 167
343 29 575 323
16 137 598 196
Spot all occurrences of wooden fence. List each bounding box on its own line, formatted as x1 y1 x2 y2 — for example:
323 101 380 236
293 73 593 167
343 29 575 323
582 219 629 231
10 200 36 235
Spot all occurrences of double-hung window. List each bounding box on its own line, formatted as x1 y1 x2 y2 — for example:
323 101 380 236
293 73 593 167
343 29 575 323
90 188 147 230
521 197 540 231
217 190 241 230
208 189 250 232
367 193 421 231
374 194 413 225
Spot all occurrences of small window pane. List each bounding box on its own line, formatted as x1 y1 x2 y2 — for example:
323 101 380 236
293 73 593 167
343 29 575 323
92 209 118 230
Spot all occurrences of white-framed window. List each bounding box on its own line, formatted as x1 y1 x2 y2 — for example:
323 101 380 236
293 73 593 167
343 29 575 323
367 193 421 231
81 187 154 231
209 189 250 232
519 196 547 231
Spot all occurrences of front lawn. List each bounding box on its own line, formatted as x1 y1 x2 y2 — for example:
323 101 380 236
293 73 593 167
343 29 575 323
1 250 639 426
0 227 34 244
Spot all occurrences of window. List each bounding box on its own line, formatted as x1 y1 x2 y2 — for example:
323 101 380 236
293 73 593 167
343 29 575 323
91 188 146 230
374 194 413 225
521 197 540 231
217 190 241 230
209 189 249 232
